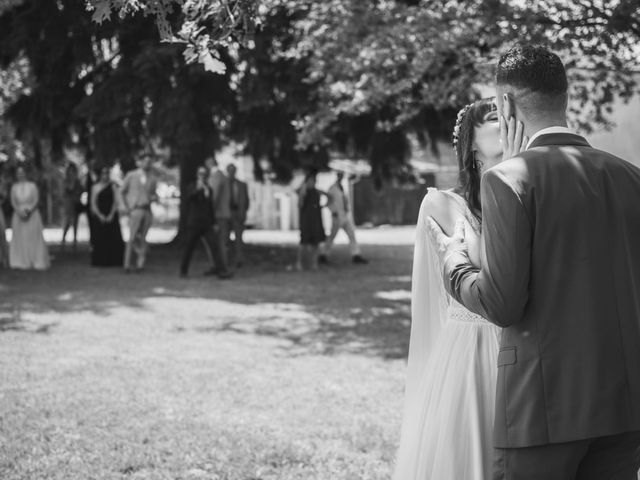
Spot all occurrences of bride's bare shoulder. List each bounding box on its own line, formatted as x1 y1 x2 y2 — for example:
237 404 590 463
419 188 459 236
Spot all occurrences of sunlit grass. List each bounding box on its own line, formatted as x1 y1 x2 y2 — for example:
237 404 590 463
0 240 412 479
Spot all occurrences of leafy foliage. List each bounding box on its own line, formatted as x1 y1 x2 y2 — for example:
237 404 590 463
1 0 639 190
228 3 329 182
287 0 640 167
86 0 258 74
486 0 640 130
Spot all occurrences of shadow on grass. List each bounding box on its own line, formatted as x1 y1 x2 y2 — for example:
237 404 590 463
0 240 413 359
0 311 58 334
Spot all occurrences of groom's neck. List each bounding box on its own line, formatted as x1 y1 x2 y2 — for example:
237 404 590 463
523 114 569 140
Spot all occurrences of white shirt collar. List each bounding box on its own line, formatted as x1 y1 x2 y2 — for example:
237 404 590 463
526 126 573 150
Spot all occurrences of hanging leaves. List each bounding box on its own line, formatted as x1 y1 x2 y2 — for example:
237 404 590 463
85 0 258 73
1 0 639 186
88 0 113 24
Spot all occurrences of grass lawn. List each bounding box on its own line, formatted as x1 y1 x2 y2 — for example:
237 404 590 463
0 229 413 479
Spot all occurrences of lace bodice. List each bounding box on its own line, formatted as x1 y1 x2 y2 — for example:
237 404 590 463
447 301 493 325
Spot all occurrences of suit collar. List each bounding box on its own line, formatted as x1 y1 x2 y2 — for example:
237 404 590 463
528 133 591 149
526 126 572 148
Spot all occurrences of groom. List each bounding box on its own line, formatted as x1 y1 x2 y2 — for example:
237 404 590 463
428 45 640 479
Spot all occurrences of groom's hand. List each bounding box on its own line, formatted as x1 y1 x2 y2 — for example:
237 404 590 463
426 217 470 268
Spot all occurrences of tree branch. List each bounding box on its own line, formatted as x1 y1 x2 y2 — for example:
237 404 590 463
72 47 121 88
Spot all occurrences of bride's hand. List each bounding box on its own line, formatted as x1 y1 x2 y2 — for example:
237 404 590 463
500 115 528 161
426 218 470 267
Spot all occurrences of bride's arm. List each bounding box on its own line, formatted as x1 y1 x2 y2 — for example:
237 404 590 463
446 169 532 327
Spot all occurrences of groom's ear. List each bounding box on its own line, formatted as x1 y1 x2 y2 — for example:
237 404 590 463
502 92 516 120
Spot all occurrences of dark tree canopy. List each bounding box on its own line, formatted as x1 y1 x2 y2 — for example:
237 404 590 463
0 0 638 188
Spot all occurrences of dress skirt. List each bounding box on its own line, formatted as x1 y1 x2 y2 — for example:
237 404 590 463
9 210 50 270
393 311 500 480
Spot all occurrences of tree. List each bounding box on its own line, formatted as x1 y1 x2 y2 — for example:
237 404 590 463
86 0 258 74
72 25 237 231
0 0 237 232
2 0 639 199
289 0 640 170
228 3 329 182
86 0 331 182
479 0 640 130
90 0 639 183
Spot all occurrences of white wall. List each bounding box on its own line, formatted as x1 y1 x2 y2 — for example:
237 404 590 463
586 95 640 168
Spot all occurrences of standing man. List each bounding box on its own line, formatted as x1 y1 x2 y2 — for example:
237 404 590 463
428 45 640 480
180 165 231 279
319 171 368 265
204 156 231 274
226 163 249 267
121 153 158 272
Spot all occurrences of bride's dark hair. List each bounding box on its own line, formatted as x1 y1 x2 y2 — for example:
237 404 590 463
453 98 497 220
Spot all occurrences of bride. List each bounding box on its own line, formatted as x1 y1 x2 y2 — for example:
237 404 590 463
392 98 526 480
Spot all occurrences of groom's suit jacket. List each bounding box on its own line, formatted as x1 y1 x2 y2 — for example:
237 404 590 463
445 133 640 448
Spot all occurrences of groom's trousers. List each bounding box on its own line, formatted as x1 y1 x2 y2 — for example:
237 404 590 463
493 430 640 480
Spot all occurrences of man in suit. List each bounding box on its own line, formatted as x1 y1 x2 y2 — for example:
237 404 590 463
226 163 249 267
428 45 640 479
204 156 231 275
319 171 368 265
180 166 231 279
121 153 158 272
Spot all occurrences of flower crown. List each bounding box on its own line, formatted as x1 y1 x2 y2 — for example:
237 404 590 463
452 102 475 153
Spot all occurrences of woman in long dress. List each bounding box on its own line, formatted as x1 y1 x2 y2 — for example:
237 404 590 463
90 166 124 267
9 165 50 270
392 98 527 480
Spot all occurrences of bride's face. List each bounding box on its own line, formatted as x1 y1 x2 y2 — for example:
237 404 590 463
473 110 502 171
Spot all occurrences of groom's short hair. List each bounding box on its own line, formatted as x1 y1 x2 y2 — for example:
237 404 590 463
496 45 568 116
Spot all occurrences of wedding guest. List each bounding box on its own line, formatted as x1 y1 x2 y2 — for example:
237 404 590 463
60 163 83 250
90 165 124 267
180 165 231 279
226 163 249 267
84 158 99 249
9 165 50 270
319 171 368 265
296 171 326 271
203 156 230 275
0 169 9 267
121 154 157 272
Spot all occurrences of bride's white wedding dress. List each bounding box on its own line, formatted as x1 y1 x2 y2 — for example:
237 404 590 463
393 189 500 480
